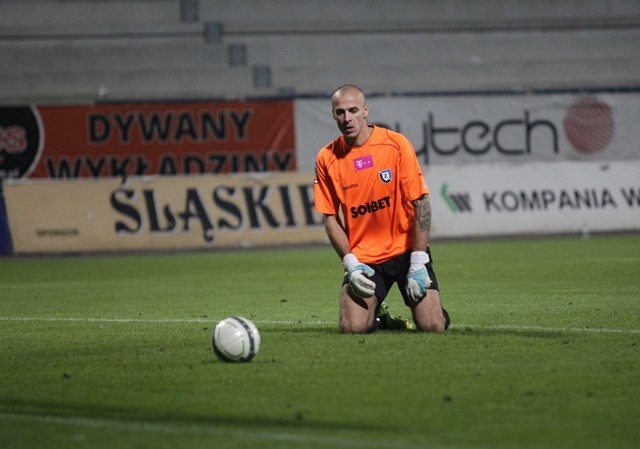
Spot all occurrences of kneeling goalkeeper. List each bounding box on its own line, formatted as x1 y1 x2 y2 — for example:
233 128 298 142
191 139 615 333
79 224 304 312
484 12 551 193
313 84 450 333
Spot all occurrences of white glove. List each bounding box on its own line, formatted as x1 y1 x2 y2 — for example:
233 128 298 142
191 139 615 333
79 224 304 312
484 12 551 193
343 253 376 298
406 251 432 303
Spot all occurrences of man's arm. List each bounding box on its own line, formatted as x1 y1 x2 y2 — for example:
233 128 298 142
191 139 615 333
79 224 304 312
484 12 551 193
405 193 433 302
324 213 376 298
411 194 431 251
324 213 350 259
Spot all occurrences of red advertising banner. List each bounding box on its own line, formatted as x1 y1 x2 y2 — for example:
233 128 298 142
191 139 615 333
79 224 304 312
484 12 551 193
0 100 296 179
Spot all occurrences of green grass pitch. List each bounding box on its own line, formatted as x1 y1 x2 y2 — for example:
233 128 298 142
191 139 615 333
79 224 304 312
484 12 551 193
1 235 639 449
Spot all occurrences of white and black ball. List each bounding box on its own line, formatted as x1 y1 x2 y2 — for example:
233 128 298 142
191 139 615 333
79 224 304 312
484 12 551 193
211 317 260 362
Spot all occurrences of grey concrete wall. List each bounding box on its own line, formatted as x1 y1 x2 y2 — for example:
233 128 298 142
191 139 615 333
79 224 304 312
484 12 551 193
1 0 638 103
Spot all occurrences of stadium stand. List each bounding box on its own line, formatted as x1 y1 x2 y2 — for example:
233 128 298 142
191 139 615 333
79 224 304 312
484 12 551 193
0 0 639 103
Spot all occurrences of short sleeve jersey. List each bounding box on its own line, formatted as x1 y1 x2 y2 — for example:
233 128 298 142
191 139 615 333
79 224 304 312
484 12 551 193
314 125 428 264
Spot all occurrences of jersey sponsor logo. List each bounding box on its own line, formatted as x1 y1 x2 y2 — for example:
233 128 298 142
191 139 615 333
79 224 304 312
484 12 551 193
350 196 391 218
353 155 373 171
378 169 392 183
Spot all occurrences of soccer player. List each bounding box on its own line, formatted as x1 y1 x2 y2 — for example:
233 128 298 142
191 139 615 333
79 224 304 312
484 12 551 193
314 84 450 333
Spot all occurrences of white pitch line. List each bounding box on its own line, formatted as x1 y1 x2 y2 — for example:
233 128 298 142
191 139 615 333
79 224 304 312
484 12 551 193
0 316 638 335
0 412 426 449
0 316 329 325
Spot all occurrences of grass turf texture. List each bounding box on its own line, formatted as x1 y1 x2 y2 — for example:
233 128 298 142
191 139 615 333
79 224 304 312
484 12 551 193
0 235 638 449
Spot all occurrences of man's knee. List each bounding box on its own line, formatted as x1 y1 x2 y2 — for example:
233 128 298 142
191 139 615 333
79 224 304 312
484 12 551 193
340 316 374 334
415 317 446 333
339 287 376 333
412 293 449 333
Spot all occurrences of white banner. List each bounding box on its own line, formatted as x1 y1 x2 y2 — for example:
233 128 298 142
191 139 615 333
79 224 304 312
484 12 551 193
3 161 638 254
295 92 640 171
426 160 640 238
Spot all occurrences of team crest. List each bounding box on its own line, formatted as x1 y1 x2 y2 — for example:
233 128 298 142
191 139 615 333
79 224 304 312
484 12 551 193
378 169 392 183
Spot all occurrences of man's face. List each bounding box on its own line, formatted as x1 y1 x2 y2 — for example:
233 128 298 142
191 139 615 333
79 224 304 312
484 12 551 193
332 90 368 142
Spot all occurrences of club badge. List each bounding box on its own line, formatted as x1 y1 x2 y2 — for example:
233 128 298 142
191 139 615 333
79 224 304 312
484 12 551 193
378 168 392 183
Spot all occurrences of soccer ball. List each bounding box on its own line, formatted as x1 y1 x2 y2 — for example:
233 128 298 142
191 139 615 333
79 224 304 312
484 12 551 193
211 316 261 362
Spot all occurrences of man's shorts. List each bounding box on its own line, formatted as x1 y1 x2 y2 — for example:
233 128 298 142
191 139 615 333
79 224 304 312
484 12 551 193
342 248 439 306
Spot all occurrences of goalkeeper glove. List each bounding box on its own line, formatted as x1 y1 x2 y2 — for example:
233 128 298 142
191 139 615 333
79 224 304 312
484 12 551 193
405 251 432 303
343 253 376 298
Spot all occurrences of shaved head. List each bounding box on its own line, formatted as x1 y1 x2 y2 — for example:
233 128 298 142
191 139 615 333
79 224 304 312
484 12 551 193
331 84 366 109
330 84 371 146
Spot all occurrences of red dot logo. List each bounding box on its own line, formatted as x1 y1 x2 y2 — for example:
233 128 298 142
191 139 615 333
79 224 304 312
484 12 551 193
563 96 614 154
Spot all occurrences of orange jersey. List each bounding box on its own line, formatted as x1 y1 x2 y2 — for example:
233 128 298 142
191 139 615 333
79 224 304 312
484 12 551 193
314 125 428 264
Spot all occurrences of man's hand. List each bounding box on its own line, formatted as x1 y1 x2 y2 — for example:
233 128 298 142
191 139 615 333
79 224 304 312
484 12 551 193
406 251 432 302
343 253 376 298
